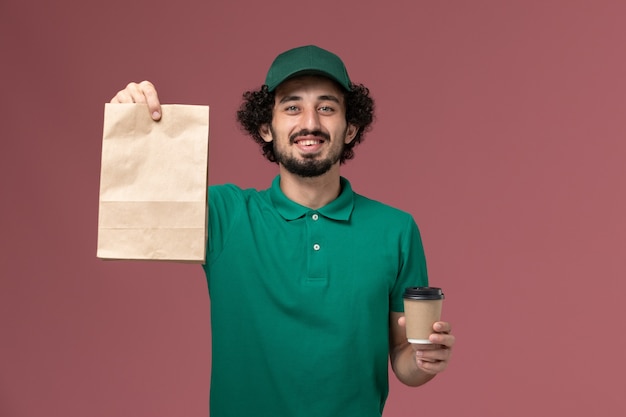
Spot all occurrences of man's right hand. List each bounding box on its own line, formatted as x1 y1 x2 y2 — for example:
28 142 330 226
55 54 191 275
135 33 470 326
110 81 162 121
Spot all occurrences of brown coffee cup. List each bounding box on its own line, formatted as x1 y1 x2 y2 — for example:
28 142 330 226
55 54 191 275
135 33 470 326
403 287 444 344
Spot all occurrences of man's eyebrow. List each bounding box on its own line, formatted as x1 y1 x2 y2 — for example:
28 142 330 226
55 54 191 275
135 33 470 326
278 94 341 104
278 95 302 104
318 95 340 103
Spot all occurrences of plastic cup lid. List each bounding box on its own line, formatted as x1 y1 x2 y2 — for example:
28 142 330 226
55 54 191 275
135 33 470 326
403 286 445 300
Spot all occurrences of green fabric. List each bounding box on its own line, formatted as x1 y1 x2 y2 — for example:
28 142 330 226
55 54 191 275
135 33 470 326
264 45 352 92
203 176 428 417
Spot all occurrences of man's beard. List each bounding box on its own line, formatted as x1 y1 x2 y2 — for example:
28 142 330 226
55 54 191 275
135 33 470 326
271 127 345 178
279 153 337 177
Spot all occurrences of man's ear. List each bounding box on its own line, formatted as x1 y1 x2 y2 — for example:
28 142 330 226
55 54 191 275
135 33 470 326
259 124 273 143
344 124 359 144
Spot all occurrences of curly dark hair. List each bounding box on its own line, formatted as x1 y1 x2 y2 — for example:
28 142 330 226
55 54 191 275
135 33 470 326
236 82 375 164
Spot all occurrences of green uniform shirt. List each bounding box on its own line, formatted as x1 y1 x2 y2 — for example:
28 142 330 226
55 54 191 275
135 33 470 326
203 176 428 417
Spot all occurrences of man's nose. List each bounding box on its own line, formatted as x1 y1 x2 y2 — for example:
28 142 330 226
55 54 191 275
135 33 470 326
301 107 322 131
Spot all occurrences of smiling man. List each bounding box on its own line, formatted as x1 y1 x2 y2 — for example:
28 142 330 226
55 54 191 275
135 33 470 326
262 75 356 180
259 75 358 207
110 45 454 417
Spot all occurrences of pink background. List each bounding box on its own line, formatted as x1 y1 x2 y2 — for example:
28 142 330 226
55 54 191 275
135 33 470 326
2 1 625 416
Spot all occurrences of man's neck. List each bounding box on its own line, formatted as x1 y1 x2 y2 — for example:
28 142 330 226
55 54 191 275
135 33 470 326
278 165 342 210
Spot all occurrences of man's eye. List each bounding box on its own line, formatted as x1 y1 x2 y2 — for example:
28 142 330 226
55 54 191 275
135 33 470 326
319 106 334 112
286 105 299 111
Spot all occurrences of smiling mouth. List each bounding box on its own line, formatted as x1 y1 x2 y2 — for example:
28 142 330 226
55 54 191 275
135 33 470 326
290 130 330 145
295 138 325 146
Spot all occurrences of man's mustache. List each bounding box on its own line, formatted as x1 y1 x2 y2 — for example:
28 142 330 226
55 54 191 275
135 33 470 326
290 130 331 143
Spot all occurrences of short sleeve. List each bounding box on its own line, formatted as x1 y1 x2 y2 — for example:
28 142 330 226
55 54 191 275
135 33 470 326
389 216 428 312
206 184 246 264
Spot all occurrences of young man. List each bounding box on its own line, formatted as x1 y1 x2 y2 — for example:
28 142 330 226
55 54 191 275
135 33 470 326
111 45 454 417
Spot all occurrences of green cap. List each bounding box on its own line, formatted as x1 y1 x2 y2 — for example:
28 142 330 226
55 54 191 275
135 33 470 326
265 45 352 92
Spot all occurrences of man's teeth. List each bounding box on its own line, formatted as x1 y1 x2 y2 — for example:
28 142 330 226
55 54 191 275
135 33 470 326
298 140 321 146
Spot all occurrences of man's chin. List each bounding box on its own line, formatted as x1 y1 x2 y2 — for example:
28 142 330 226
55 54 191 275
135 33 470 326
282 160 333 178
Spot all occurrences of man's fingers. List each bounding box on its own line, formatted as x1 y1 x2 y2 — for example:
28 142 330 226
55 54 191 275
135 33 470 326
415 343 452 374
416 357 448 374
109 81 161 121
110 89 132 103
429 332 455 348
136 81 161 120
434 321 451 333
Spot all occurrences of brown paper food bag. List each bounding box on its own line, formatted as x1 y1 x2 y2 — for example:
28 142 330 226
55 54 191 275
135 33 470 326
97 103 209 262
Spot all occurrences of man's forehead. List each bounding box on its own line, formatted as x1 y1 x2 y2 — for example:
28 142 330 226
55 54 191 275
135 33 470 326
274 75 345 99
